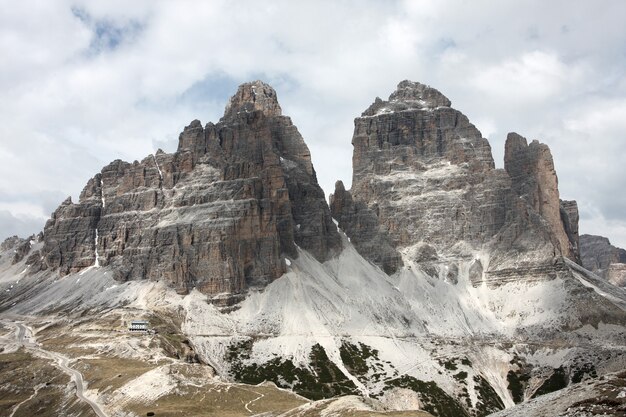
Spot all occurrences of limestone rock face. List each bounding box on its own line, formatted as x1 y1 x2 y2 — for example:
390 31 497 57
38 81 340 300
329 180 402 274
560 199 580 262
607 264 626 287
348 81 501 253
353 81 495 194
1 235 35 265
361 80 451 116
504 133 577 261
0 236 21 251
580 234 626 287
223 81 282 119
332 80 576 284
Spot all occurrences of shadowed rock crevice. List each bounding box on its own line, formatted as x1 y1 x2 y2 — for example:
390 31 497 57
560 199 580 262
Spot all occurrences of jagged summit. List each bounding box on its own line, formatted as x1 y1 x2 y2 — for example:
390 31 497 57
31 80 339 301
3 79 626 417
334 81 582 283
222 80 282 120
362 80 452 116
504 132 579 261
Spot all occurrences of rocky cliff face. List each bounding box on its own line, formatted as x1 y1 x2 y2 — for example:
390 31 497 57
36 81 341 301
580 234 626 287
560 199 580 260
331 80 578 285
329 180 402 274
504 133 579 262
0 234 41 265
4 80 626 417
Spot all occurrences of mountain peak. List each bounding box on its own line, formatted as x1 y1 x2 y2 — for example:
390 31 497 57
390 80 452 107
362 80 451 116
222 80 282 120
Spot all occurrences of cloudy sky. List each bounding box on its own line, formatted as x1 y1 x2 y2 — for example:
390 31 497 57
1 0 625 248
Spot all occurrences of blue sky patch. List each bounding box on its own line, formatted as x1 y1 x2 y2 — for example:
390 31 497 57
71 6 144 54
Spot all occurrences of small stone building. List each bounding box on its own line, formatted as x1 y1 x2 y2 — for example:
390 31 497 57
128 320 148 332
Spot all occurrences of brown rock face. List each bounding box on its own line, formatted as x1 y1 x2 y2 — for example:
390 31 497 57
38 81 341 300
580 234 626 286
504 133 577 261
332 80 576 284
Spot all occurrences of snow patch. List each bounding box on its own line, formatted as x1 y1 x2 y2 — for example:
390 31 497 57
152 153 163 180
94 229 100 268
100 179 105 208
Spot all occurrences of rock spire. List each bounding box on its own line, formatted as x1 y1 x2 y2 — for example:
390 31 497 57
34 81 340 302
332 80 580 284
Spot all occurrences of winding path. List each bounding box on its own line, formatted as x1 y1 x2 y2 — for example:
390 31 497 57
8 382 42 417
242 388 265 413
8 321 108 417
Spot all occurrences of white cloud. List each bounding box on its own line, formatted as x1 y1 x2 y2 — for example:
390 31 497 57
0 210 44 240
578 203 626 250
472 118 497 140
565 99 626 137
0 202 47 219
472 51 575 101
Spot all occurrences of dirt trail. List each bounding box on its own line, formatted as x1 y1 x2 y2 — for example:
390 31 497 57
6 320 108 417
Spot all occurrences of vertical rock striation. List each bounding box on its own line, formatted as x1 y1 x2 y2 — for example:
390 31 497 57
332 80 578 285
580 234 626 287
343 81 506 254
37 81 340 301
560 199 580 262
329 180 402 274
504 133 578 262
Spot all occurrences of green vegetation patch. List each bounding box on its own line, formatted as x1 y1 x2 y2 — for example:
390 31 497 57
531 366 568 398
506 354 533 404
506 369 530 404
453 371 468 384
571 362 597 383
439 359 458 371
227 341 357 401
472 375 505 417
438 356 473 372
339 340 393 385
384 375 470 417
339 341 378 376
